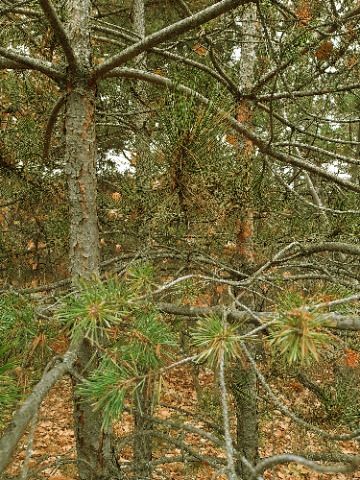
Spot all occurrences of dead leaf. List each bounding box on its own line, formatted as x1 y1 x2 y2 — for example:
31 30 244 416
192 43 208 56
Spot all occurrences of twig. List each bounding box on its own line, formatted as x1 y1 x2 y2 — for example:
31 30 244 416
20 411 39 480
240 342 360 441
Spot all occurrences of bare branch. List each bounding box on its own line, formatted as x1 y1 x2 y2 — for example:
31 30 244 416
43 94 68 162
0 58 28 70
252 83 360 101
107 68 360 193
273 142 360 166
91 0 253 80
0 1 38 16
285 242 360 259
270 165 360 215
259 102 360 146
240 342 360 442
157 303 360 331
253 453 360 477
38 0 78 71
0 48 64 81
0 348 77 475
93 24 231 89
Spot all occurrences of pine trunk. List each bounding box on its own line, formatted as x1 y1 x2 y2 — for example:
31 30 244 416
64 1 116 478
232 4 259 476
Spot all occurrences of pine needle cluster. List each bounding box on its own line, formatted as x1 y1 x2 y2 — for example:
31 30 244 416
191 314 242 368
56 263 176 428
269 294 331 365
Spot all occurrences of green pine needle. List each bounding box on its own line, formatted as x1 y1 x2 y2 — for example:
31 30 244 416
269 309 331 365
191 314 241 368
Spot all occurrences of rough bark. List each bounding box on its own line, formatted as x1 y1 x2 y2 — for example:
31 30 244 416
64 1 116 478
66 80 99 279
235 3 257 263
232 5 259 476
133 385 153 480
230 343 259 478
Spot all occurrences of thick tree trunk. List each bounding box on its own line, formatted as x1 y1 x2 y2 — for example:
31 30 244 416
66 81 99 279
64 1 117 478
65 73 116 480
66 75 117 480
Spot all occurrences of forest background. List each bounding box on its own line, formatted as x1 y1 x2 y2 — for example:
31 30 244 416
0 1 359 479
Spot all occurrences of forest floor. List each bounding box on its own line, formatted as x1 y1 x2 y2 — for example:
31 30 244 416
4 361 360 480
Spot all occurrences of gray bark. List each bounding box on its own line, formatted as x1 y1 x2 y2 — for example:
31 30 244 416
66 81 99 279
230 345 258 478
0 47 63 81
232 5 259 476
133 386 153 480
0 350 77 475
92 0 252 80
110 68 360 193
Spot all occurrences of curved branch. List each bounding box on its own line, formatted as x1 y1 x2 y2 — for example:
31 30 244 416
283 242 360 259
241 342 360 442
107 67 360 193
93 24 233 91
91 0 252 80
160 303 360 331
43 94 68 162
38 0 78 71
253 453 360 477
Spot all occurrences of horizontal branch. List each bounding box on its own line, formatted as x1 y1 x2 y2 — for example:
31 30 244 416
259 102 360 146
0 348 77 475
253 453 360 477
287 242 360 259
107 68 360 193
251 83 360 101
91 0 252 80
157 303 360 330
273 142 360 166
0 58 28 70
0 48 64 81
